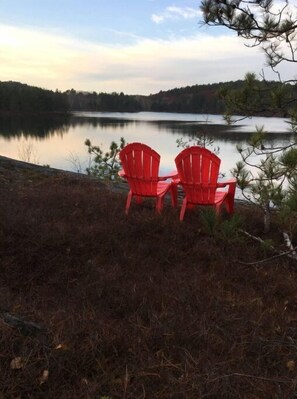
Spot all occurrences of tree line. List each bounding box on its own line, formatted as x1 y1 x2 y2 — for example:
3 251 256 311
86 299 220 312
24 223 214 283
0 79 295 116
0 81 69 113
65 81 296 115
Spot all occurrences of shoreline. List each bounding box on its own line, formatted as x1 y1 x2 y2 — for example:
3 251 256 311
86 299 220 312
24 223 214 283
0 154 81 177
0 155 250 205
0 155 129 194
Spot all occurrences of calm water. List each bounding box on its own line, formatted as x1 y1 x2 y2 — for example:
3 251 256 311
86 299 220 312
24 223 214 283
0 111 293 177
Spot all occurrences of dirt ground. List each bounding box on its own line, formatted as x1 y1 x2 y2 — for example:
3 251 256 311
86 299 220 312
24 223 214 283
0 156 297 398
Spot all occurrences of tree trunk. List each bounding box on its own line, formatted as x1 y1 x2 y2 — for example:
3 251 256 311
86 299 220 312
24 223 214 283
263 203 271 233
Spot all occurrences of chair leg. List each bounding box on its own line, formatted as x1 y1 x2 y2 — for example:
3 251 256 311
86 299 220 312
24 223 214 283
225 194 234 214
226 183 236 214
215 203 221 215
170 184 178 207
179 198 187 221
125 191 133 215
156 195 164 214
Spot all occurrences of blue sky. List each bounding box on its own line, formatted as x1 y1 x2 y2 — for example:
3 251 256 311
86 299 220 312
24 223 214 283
0 0 281 94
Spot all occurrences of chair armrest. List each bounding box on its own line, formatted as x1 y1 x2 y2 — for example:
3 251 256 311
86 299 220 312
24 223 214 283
118 169 126 178
119 168 179 181
217 178 237 204
216 178 237 188
158 170 178 181
172 178 180 185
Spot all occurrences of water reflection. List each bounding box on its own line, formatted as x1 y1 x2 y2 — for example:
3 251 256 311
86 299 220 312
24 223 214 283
144 120 295 143
70 113 294 144
69 116 133 130
0 111 294 174
0 114 70 139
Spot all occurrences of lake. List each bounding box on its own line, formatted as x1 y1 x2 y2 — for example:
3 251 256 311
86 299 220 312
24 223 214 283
0 111 293 177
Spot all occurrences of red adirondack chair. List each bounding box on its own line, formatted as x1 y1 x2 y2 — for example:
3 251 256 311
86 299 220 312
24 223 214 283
174 146 237 221
119 142 177 214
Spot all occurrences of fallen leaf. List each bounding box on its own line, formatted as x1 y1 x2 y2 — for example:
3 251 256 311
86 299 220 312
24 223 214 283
286 360 295 371
10 357 24 369
55 343 69 350
39 369 49 384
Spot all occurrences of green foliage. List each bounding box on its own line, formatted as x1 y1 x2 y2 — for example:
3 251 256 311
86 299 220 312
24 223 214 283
201 0 297 57
287 177 297 207
199 208 243 244
85 137 126 180
219 74 295 120
219 214 244 245
231 161 250 191
280 148 297 175
278 193 297 237
200 208 219 236
259 239 275 255
231 125 297 232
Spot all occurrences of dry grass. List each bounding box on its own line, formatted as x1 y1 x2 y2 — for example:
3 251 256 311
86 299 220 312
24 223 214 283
0 160 297 398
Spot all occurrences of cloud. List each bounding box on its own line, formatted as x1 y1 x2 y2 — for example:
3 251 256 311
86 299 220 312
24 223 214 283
0 25 87 85
0 23 290 95
76 35 267 94
151 14 165 24
152 6 201 24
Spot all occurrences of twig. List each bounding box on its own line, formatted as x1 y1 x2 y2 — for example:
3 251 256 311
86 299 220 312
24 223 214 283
0 311 46 335
123 365 129 399
207 372 287 384
239 229 265 244
238 247 297 265
239 229 297 263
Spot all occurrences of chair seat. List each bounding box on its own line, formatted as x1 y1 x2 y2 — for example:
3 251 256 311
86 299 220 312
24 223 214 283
185 190 228 207
130 181 173 198
156 181 172 196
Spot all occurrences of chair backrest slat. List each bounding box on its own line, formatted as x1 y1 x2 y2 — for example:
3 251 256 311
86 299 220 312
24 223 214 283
119 142 161 196
175 146 221 204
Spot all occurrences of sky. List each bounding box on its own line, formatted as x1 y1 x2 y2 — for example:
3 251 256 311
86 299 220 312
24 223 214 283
0 0 290 95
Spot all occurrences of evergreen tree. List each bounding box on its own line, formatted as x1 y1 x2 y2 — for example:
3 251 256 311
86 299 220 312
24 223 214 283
201 0 297 232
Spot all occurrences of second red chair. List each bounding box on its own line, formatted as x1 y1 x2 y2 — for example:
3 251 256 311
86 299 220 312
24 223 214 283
174 146 236 221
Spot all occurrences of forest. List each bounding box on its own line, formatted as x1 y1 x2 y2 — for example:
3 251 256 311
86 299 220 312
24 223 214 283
0 81 69 114
64 84 227 114
0 79 294 116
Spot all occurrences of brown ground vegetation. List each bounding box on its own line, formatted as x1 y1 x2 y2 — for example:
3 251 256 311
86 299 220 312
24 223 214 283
0 158 297 398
